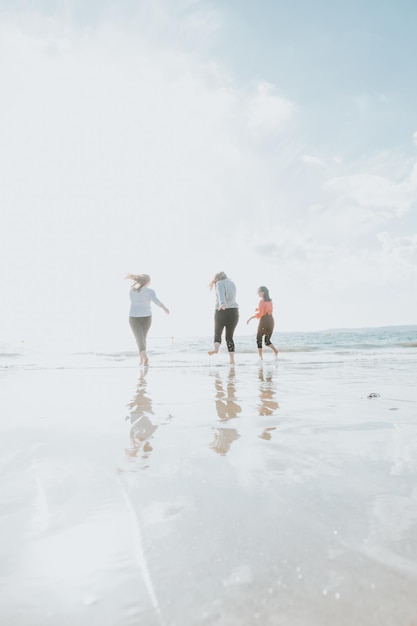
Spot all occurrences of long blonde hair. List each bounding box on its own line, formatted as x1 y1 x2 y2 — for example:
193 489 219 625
209 271 227 290
126 273 150 292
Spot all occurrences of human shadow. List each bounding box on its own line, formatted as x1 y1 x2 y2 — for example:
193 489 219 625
210 367 241 456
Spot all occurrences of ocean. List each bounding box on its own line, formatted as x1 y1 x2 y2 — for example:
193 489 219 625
1 324 417 371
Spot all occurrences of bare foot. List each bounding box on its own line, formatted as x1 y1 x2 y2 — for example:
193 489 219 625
209 342 220 357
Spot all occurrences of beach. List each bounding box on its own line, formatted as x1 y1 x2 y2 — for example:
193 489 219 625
1 329 417 625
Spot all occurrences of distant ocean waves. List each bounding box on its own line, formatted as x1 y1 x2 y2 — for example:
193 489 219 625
153 326 417 354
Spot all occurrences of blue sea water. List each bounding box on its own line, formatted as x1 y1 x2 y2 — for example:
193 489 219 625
1 325 416 371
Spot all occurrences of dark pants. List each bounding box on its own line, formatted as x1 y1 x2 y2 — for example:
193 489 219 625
129 316 152 352
214 308 239 352
256 314 274 349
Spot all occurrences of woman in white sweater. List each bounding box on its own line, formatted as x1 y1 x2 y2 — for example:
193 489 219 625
126 273 169 366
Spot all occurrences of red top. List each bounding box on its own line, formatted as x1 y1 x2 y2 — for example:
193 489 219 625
255 299 273 318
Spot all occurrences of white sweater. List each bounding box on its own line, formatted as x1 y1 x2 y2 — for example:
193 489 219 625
129 287 162 317
215 278 238 310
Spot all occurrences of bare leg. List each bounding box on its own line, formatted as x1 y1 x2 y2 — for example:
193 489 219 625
258 348 263 360
229 352 235 365
130 317 151 367
269 343 279 357
208 342 220 356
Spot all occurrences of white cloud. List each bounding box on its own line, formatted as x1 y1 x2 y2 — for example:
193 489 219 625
253 229 334 263
377 232 417 257
413 131 417 146
300 154 325 167
324 164 417 217
245 81 294 137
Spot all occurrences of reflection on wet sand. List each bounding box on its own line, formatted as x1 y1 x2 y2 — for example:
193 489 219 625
258 364 279 440
210 367 241 456
125 368 157 464
258 364 279 416
210 427 240 456
259 426 277 441
214 367 242 421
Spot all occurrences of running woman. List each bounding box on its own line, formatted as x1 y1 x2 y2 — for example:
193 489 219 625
126 273 169 366
208 272 239 365
246 286 279 360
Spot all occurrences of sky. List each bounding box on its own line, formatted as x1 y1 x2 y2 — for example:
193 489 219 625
1 0 416 351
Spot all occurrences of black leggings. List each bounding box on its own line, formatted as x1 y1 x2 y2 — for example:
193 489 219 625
214 308 239 352
129 316 152 352
256 314 274 349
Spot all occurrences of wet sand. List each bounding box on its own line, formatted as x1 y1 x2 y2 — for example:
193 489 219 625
1 356 416 625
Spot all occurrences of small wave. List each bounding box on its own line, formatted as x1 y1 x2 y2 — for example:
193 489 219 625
76 351 137 358
347 343 386 350
396 341 417 348
282 346 321 353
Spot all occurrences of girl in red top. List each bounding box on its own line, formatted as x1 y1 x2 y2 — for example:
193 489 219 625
247 286 279 359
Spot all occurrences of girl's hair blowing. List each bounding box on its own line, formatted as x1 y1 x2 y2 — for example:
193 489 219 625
209 271 227 290
126 273 151 292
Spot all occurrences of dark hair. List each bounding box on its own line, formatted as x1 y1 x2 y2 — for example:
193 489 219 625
258 286 271 302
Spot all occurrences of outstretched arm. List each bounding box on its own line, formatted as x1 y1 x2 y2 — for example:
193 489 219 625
150 289 169 314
